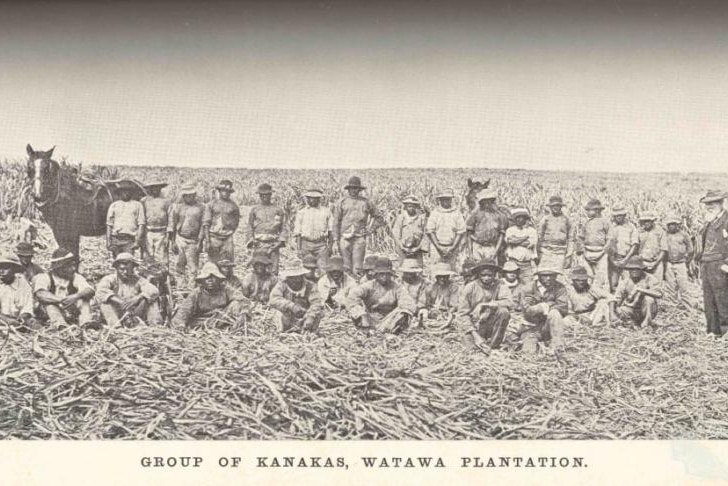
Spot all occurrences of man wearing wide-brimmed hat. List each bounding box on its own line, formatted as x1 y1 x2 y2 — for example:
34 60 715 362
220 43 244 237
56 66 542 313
466 188 509 263
33 248 95 328
317 255 357 309
456 258 512 350
294 188 333 271
172 262 247 329
392 194 429 266
15 242 44 284
246 183 288 275
565 265 612 327
301 254 320 283
202 179 240 264
360 254 380 284
332 176 384 276
696 189 728 335
168 182 205 286
663 213 694 310
520 265 568 353
504 207 538 284
239 249 279 304
613 256 662 328
537 195 574 273
606 204 639 292
637 211 668 281
420 262 460 321
106 181 146 258
426 189 466 271
141 181 171 266
0 253 37 330
576 198 610 290
348 258 417 334
398 258 428 314
269 260 324 333
96 253 162 327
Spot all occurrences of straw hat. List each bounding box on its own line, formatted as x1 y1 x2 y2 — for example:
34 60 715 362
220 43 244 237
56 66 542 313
112 252 139 268
502 261 520 273
638 211 658 222
49 248 75 271
304 189 323 198
511 207 530 219
700 190 726 204
195 262 225 281
0 254 23 272
180 183 197 196
216 259 235 268
326 256 345 273
281 261 310 279
402 195 421 206
435 189 455 199
664 214 681 225
477 189 498 201
535 265 561 276
373 258 395 275
302 254 318 269
146 181 168 189
398 259 423 274
611 206 627 216
431 262 456 277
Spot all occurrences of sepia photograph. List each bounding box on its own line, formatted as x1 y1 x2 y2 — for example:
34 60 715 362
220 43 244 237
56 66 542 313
2 0 728 452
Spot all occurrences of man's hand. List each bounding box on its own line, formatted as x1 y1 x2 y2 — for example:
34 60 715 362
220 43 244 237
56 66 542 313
302 316 318 333
121 295 144 313
60 294 80 309
292 304 306 318
417 309 428 326
206 237 212 253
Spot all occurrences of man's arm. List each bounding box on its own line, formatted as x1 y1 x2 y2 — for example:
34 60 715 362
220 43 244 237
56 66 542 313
135 201 146 249
684 231 695 262
201 202 213 248
171 292 195 328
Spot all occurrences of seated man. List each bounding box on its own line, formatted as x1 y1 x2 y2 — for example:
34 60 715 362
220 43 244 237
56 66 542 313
15 242 44 284
269 261 324 333
240 250 278 304
317 256 357 309
501 261 526 312
613 256 663 328
216 259 243 290
348 258 417 334
521 265 568 353
418 262 460 323
359 254 380 284
302 254 319 284
33 248 95 328
95 253 162 327
457 258 512 350
566 265 612 326
399 258 428 313
172 262 248 329
0 254 37 330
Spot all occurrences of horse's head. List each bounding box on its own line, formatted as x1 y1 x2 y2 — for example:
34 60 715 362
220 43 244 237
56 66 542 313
465 177 491 210
26 144 59 205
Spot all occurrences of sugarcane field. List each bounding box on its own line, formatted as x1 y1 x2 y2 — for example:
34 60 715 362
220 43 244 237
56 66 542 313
0 154 726 440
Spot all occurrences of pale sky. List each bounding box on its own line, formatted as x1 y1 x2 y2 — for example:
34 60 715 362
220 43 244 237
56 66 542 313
1 1 727 172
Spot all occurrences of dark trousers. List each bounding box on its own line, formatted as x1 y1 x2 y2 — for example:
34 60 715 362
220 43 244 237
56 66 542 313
473 305 511 349
701 261 728 336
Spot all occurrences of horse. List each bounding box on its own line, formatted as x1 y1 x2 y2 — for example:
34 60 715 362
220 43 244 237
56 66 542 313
26 144 149 259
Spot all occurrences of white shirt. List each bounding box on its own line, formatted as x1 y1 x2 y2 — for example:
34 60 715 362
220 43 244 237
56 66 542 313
0 274 34 317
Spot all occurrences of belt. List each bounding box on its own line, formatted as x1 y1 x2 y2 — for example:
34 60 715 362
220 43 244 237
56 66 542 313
147 227 167 233
301 236 327 243
669 259 686 264
113 233 135 240
701 255 725 263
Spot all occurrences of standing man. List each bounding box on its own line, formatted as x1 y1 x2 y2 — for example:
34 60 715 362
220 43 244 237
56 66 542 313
576 198 611 290
637 211 668 281
664 213 694 309
294 188 333 270
15 242 44 284
537 195 573 271
141 182 171 266
247 183 287 275
696 190 728 336
391 195 429 266
203 179 240 264
332 176 384 277
426 189 466 271
606 205 639 292
106 184 146 258
504 207 539 284
466 189 509 262
168 183 205 286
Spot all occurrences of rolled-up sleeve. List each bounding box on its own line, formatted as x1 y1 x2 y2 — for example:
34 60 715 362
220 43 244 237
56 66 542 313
139 277 160 302
95 275 117 304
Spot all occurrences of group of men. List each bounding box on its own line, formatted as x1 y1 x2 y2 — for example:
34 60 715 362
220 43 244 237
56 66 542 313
1 173 727 353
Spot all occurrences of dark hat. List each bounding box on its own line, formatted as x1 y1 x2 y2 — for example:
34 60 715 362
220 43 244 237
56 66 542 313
216 259 235 268
700 190 726 204
584 199 604 210
570 266 591 280
281 261 310 279
115 180 142 192
302 254 318 269
373 258 395 275
216 180 235 192
623 256 646 270
547 195 565 207
344 176 365 190
664 213 681 225
50 248 75 270
15 242 35 256
112 252 139 268
471 258 500 274
326 256 345 273
257 183 273 194
249 251 272 266
363 255 379 271
397 259 423 274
